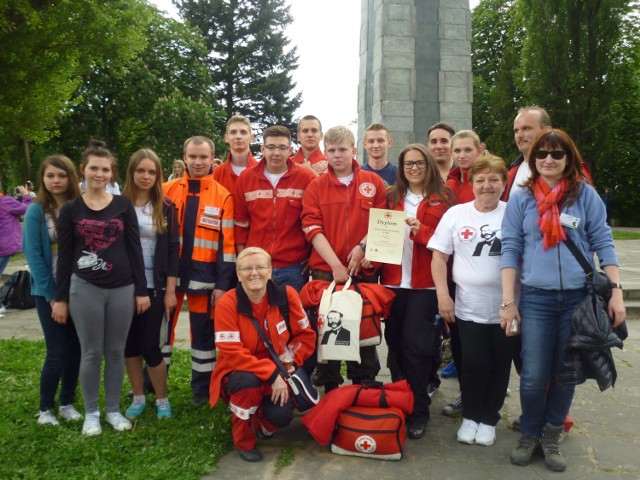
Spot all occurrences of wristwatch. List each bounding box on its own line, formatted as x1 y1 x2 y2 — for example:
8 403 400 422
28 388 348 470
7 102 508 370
358 242 367 251
611 282 622 289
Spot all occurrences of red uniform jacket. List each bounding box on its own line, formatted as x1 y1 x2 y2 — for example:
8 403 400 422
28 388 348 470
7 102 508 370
291 147 326 165
445 166 474 203
381 193 451 288
209 281 316 406
234 159 315 267
301 160 386 272
214 152 258 195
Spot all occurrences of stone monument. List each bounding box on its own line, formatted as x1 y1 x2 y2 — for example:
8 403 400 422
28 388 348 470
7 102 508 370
357 0 472 163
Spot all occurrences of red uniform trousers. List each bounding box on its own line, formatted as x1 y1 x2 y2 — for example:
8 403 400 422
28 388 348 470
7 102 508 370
222 371 295 450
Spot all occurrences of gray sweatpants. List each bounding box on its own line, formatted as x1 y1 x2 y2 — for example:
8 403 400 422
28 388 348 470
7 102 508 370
69 274 135 413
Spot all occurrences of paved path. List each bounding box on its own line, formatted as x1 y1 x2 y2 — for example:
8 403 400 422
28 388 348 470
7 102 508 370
2 238 639 479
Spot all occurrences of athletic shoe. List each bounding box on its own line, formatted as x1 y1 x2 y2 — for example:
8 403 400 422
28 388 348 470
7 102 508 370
475 423 496 446
156 401 172 419
442 393 463 416
541 423 567 472
105 411 132 431
37 410 59 426
125 399 146 419
191 393 209 405
59 405 83 421
426 382 439 398
0 304 6 314
457 418 479 444
82 412 102 436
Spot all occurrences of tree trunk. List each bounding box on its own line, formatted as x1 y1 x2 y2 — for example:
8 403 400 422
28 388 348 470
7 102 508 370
21 138 31 182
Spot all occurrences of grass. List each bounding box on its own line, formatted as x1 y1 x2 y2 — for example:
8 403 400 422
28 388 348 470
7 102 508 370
612 230 640 240
0 339 232 480
274 446 295 474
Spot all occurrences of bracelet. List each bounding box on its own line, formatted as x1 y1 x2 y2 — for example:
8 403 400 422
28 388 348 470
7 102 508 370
500 300 514 310
611 282 622 289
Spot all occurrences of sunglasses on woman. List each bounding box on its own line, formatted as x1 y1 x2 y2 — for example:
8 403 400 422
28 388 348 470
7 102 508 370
534 150 566 160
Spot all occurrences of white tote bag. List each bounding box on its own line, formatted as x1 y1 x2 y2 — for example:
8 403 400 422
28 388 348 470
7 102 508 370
317 277 363 363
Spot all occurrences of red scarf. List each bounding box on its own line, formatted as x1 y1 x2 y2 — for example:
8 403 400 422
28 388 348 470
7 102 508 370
533 177 568 249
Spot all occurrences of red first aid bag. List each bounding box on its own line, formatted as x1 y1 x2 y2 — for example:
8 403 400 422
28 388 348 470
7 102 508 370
331 405 405 460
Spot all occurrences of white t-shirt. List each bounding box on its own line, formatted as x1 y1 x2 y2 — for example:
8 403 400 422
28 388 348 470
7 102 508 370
428 201 506 324
135 203 157 289
264 170 287 189
511 161 531 195
231 163 246 177
337 173 354 186
399 192 424 288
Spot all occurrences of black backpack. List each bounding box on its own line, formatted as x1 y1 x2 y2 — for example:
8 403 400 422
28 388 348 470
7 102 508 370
1 270 36 310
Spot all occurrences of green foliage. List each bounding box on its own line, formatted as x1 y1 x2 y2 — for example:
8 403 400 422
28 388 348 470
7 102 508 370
472 0 640 225
0 0 152 188
49 9 225 179
0 339 232 479
175 0 302 130
613 230 640 240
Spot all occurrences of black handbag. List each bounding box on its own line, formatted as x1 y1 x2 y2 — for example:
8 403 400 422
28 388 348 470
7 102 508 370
246 311 319 412
563 235 628 340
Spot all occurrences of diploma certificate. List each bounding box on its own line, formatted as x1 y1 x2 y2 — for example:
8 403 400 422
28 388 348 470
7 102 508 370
365 208 405 265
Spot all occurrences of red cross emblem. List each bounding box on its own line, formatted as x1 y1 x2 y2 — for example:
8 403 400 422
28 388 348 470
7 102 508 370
384 211 392 220
458 226 477 243
355 435 376 453
359 182 376 198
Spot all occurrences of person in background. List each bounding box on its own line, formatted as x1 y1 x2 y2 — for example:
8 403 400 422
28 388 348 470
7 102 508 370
291 115 327 176
53 140 149 436
167 159 186 181
123 149 179 420
23 155 82 427
0 184 31 314
362 123 397 187
214 115 258 194
25 180 37 198
380 144 453 440
430 155 516 447
427 121 456 182
501 129 625 472
446 130 484 203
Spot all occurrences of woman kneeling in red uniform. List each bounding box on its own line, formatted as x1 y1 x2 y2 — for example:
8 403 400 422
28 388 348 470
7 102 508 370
209 247 316 462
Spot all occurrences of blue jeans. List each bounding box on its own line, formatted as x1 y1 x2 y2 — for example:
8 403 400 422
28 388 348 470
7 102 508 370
271 262 308 292
36 296 81 411
0 255 10 278
518 285 585 437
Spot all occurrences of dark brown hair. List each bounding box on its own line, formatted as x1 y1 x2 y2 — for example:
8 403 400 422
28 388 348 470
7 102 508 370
80 139 118 181
36 155 80 225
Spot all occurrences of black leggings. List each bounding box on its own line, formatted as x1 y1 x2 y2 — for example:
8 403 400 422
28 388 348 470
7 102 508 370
125 289 164 367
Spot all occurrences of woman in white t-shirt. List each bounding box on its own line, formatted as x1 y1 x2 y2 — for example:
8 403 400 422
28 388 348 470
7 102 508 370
429 155 517 447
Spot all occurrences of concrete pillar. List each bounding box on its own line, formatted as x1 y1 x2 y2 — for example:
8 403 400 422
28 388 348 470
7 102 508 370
358 0 472 164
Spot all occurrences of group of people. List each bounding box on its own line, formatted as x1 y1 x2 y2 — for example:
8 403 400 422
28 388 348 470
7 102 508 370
19 108 625 473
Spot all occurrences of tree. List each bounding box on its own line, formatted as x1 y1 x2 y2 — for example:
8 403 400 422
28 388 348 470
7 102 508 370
48 9 225 179
0 0 151 187
174 0 301 130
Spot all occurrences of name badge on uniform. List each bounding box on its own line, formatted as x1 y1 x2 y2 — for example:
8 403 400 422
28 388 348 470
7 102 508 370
204 206 220 217
276 320 287 335
199 216 221 228
560 213 580 229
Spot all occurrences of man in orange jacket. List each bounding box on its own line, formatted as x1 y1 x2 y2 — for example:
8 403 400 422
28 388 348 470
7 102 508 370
234 125 315 291
163 135 235 404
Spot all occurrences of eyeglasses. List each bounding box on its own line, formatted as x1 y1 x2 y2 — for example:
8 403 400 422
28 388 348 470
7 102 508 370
534 150 566 160
237 265 271 273
404 160 427 170
264 145 290 152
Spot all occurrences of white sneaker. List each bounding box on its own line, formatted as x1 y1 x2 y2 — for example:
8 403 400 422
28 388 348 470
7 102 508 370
37 410 59 426
82 412 102 436
59 405 83 421
0 305 6 314
475 423 496 446
105 411 132 431
457 418 479 444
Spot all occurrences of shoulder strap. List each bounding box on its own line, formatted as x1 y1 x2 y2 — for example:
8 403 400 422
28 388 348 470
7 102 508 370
563 234 593 278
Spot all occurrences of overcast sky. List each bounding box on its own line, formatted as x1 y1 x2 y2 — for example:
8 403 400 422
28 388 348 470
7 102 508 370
150 1 480 133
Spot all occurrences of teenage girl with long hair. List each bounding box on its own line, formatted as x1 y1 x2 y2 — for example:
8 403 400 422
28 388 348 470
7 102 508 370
23 155 82 426
122 149 179 419
53 140 150 436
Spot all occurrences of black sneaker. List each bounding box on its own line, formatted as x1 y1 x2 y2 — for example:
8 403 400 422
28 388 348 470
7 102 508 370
442 393 463 416
237 447 262 462
191 393 209 405
426 382 439 398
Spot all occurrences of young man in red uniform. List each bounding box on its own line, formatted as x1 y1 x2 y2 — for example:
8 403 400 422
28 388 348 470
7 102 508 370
290 115 328 176
214 115 258 194
234 125 315 291
301 125 386 392
210 247 315 462
163 136 235 404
